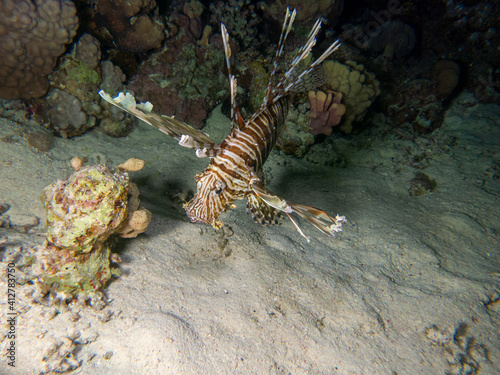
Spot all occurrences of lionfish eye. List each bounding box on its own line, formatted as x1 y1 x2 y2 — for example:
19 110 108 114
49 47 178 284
213 180 226 195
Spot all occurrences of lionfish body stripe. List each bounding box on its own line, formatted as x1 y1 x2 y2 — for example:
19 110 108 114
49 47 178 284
99 8 346 241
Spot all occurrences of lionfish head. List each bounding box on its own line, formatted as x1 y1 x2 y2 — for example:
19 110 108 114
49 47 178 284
183 168 234 228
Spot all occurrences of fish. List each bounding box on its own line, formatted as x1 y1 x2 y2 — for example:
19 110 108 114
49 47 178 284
99 8 346 242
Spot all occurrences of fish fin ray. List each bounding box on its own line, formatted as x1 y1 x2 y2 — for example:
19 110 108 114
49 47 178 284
99 90 220 158
250 177 345 241
250 9 341 123
221 23 244 131
246 193 281 225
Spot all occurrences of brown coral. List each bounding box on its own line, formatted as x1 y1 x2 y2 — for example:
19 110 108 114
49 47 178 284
322 60 380 133
263 0 343 23
308 90 346 136
433 60 461 100
115 169 152 239
117 157 145 172
0 0 79 99
95 0 164 53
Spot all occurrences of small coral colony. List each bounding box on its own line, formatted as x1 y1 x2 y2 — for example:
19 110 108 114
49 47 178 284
1 0 497 303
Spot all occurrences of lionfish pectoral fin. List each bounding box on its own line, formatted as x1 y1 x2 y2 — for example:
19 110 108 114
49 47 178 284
250 181 310 241
250 181 345 242
288 203 346 238
246 193 282 225
99 90 220 158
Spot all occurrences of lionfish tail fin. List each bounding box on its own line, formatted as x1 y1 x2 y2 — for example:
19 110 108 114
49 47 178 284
250 178 345 242
252 9 341 121
99 90 220 158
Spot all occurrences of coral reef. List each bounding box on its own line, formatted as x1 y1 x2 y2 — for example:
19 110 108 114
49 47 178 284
321 60 380 133
308 90 346 136
261 0 343 23
338 0 498 112
0 0 79 99
276 104 315 157
433 60 461 100
128 11 227 128
35 159 152 303
93 0 165 53
345 20 416 62
209 0 261 49
45 89 88 138
43 33 130 137
45 33 102 137
386 79 444 134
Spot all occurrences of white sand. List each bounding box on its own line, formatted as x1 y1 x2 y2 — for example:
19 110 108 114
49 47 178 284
0 94 499 374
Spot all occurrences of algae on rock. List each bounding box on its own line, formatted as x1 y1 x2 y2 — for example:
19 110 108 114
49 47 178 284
35 160 151 304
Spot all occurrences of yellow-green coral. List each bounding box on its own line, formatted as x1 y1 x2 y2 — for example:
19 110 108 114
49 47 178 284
39 243 120 299
322 60 380 133
37 162 151 303
50 58 103 107
41 165 129 254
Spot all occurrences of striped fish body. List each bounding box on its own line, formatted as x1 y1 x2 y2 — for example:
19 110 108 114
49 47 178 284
184 97 289 227
223 97 289 173
99 8 346 241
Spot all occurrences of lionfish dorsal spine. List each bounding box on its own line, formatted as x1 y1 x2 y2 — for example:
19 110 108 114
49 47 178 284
221 23 244 131
262 7 297 108
249 10 341 123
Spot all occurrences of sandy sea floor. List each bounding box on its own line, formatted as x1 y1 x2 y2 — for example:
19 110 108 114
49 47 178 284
0 92 499 374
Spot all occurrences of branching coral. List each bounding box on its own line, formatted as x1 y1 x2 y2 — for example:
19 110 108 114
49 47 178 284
0 0 78 99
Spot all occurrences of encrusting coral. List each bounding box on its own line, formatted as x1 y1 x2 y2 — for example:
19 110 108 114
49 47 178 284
45 89 88 138
0 0 79 99
209 0 261 48
322 60 380 133
44 33 130 137
34 158 152 305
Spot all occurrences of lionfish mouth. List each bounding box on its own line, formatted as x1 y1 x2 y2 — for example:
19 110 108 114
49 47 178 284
183 200 213 223
183 200 224 229
186 213 210 224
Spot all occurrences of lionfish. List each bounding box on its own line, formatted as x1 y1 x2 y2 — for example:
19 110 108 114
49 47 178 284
99 8 346 242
